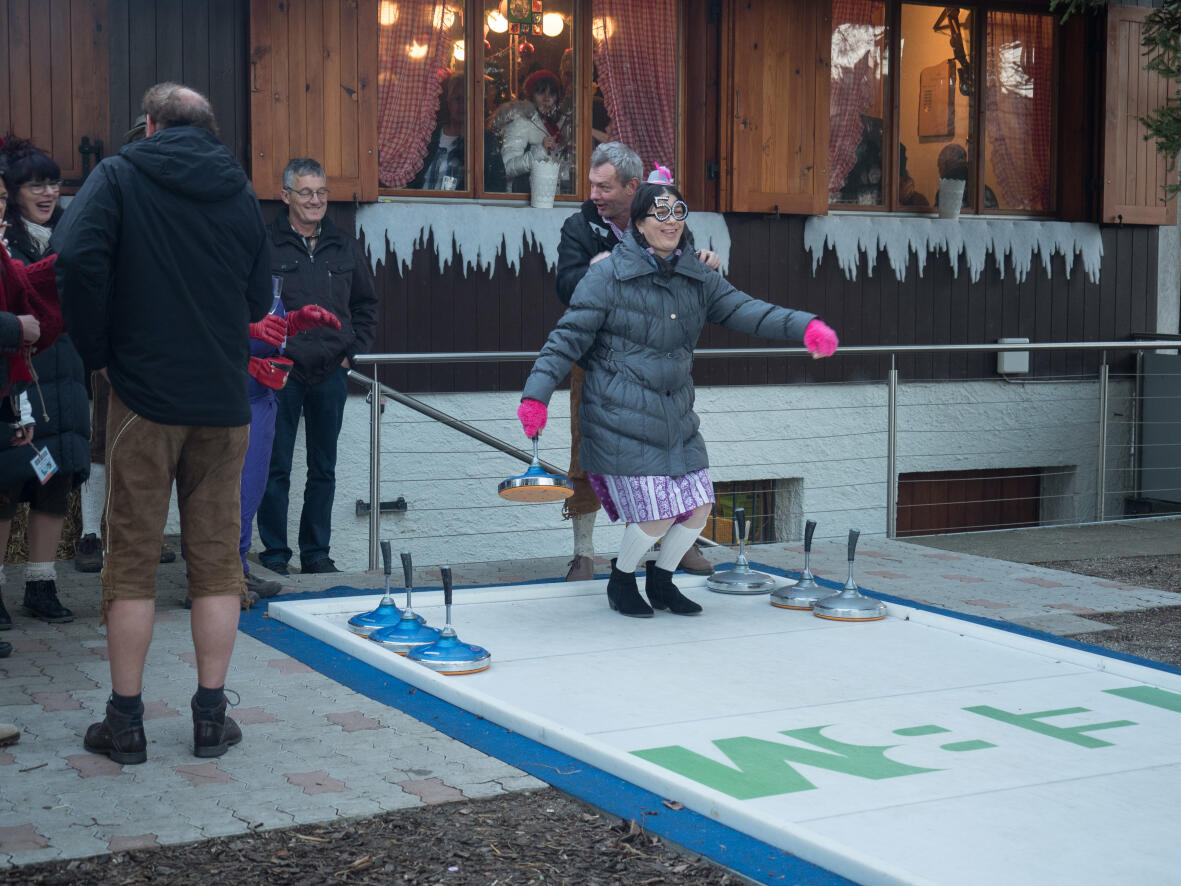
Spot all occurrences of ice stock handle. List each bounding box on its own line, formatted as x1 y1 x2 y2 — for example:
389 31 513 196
804 520 816 552
847 529 860 562
733 507 746 544
440 566 453 606
400 551 413 589
380 540 391 576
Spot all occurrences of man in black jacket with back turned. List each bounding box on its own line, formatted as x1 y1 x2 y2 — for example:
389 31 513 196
256 158 377 577
54 82 271 764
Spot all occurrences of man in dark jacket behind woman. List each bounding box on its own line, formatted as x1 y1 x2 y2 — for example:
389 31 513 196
256 158 378 577
54 82 272 764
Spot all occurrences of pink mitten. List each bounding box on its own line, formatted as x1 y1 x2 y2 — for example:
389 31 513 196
803 319 838 358
517 398 548 438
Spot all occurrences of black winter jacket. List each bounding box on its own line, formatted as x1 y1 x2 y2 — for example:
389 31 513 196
555 200 621 307
5 242 90 489
523 232 816 478
53 126 271 427
270 211 378 386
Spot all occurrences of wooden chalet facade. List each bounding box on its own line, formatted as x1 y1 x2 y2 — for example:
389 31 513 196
1 0 1173 395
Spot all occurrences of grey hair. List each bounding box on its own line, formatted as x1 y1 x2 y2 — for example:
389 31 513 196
590 142 641 187
282 158 326 189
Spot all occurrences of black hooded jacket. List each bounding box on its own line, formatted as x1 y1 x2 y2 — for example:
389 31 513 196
53 125 271 426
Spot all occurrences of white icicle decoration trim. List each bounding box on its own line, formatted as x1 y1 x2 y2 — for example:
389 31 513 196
803 216 1104 284
356 202 732 278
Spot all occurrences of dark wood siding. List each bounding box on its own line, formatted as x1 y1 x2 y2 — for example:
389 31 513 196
357 212 1159 393
107 0 249 163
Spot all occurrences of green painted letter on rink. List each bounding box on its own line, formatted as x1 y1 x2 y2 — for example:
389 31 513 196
631 726 940 800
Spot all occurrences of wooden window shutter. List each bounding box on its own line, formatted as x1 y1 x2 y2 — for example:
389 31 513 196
1102 5 1178 226
719 0 830 214
249 0 378 202
0 0 109 191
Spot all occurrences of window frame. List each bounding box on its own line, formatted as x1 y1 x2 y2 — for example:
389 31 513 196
828 0 1061 218
376 0 686 204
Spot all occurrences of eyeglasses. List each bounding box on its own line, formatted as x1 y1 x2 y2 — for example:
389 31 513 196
22 180 63 195
286 187 329 201
646 195 688 222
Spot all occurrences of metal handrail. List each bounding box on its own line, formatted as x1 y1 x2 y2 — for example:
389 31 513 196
354 340 1181 365
352 340 1179 568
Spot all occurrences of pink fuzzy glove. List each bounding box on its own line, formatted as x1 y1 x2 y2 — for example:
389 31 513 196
804 319 839 358
517 398 548 438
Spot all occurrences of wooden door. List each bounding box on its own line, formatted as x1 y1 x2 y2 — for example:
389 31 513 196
0 0 109 190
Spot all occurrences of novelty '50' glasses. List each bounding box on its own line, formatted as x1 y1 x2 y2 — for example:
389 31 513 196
646 195 688 222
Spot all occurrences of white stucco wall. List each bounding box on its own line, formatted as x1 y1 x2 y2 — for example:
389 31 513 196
238 377 1131 571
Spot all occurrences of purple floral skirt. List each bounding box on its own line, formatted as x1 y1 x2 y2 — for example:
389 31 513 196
586 469 715 524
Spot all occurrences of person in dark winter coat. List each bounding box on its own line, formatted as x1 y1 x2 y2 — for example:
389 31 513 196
256 158 378 576
54 82 271 765
0 135 88 626
0 202 57 644
520 179 839 619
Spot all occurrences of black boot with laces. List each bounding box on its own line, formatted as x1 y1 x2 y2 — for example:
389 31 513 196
23 580 73 623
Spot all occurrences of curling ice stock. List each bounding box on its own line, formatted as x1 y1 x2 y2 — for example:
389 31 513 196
497 434 573 503
370 548 441 653
347 539 424 636
704 507 781 594
771 519 825 610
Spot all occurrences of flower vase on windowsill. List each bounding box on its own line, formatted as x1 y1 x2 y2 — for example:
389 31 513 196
530 158 560 209
937 177 966 220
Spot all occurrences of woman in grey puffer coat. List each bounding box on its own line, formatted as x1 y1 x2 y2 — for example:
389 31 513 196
520 180 839 618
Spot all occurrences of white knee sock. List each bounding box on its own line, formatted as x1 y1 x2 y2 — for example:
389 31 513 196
655 518 709 572
572 512 595 558
615 523 662 573
80 463 106 537
26 561 56 582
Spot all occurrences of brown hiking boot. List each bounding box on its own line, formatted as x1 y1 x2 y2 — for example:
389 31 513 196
192 691 242 758
677 542 713 576
565 555 595 581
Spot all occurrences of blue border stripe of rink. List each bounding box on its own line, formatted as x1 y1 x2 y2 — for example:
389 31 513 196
239 575 856 886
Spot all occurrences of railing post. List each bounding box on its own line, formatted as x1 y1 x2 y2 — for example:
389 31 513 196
368 374 382 571
887 356 898 539
1096 353 1109 523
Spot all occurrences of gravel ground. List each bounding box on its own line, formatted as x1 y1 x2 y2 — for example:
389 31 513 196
1037 553 1181 667
7 554 1180 885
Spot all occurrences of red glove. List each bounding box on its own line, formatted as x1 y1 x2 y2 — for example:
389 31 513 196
286 304 341 336
804 319 839 358
518 398 548 438
248 355 294 390
249 313 287 346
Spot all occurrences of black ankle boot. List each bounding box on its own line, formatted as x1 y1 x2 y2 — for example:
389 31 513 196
645 562 703 615
607 559 653 618
23 580 73 623
84 701 147 764
192 691 243 758
0 592 10 630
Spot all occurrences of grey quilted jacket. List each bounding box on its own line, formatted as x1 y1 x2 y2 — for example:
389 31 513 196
523 232 816 477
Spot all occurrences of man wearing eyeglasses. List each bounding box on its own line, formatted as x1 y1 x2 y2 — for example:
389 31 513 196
256 158 377 577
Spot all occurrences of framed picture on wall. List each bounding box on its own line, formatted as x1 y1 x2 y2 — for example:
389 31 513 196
918 59 956 140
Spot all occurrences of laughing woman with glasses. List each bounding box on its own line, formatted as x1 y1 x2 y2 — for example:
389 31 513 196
517 170 840 619
0 135 90 626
